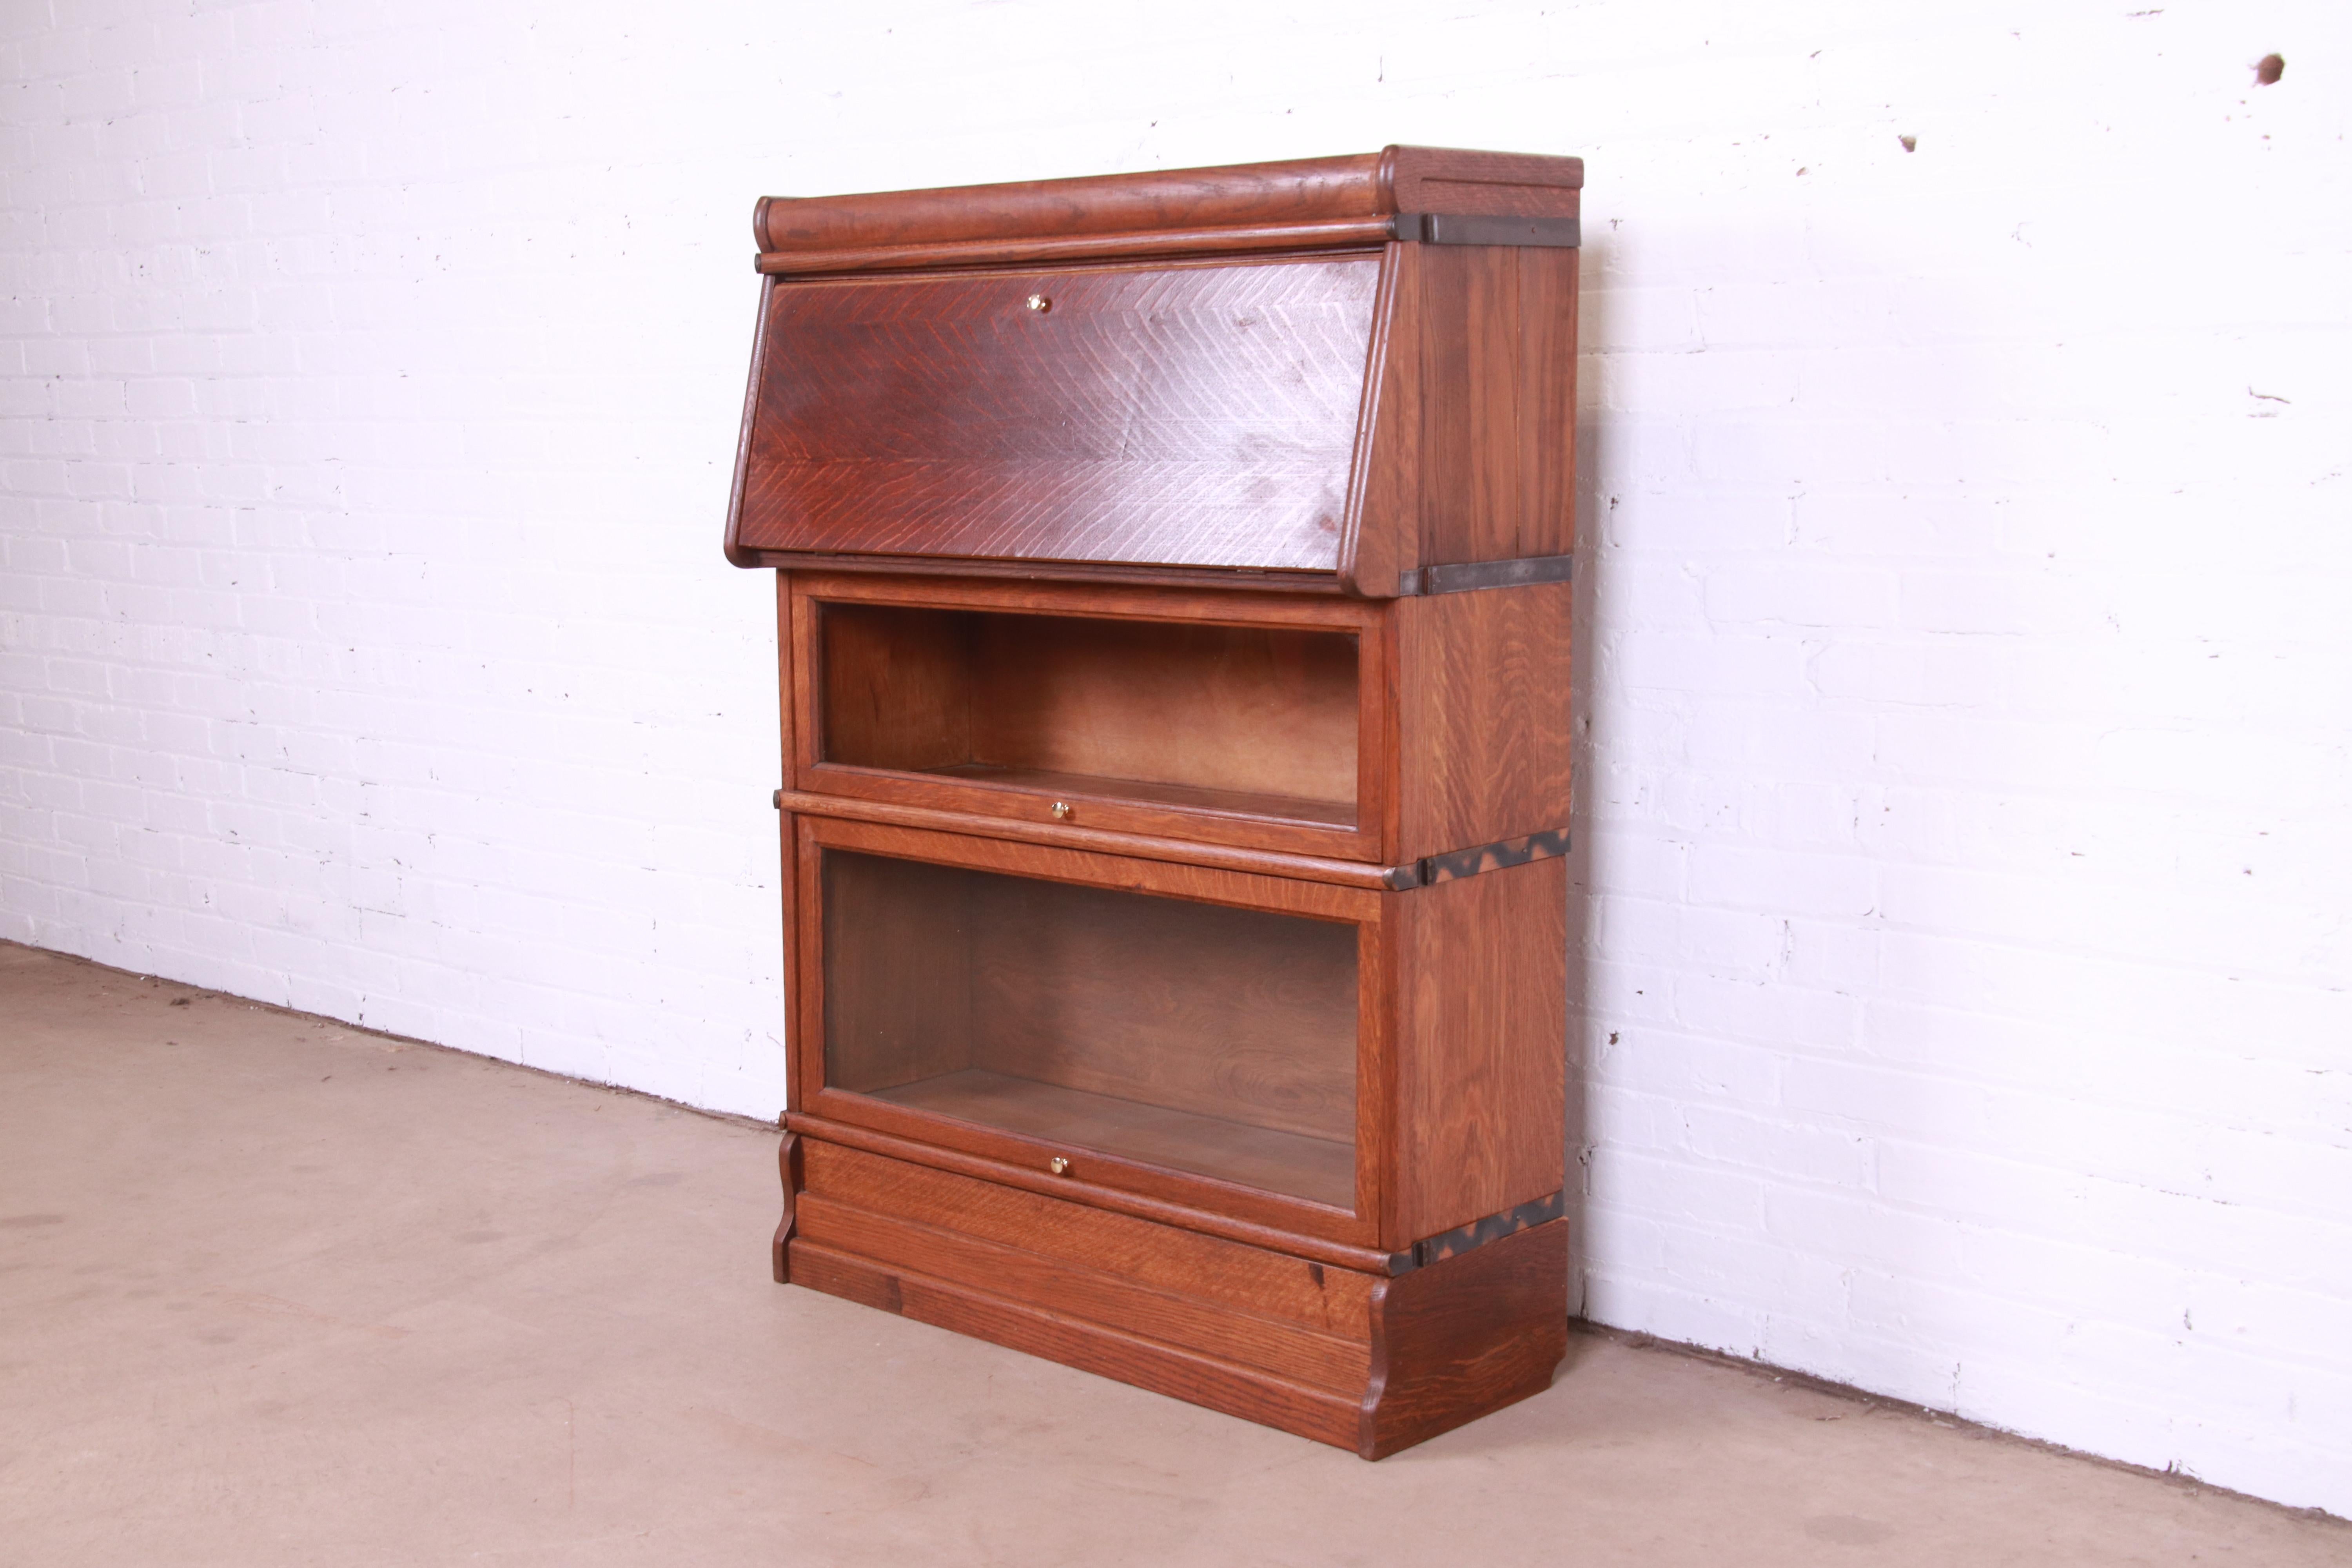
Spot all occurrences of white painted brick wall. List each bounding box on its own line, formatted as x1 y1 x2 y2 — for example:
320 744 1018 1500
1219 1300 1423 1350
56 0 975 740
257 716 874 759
3 0 2346 1517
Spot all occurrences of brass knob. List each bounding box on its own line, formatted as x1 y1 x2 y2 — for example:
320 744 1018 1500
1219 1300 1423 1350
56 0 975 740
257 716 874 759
1050 801 1074 821
1025 294 1051 313
1049 1156 1071 1176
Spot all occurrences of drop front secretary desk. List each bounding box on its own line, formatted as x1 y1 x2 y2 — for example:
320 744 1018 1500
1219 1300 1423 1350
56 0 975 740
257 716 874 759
722 147 1583 1458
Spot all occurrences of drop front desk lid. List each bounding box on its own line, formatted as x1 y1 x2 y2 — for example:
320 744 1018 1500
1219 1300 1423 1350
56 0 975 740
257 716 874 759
723 147 1584 600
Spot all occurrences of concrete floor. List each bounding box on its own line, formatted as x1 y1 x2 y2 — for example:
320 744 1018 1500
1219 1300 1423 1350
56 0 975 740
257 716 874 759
2 943 2343 1567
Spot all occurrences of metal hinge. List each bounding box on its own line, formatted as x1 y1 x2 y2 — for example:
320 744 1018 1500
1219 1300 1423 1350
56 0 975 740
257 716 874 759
1384 1190 1566 1275
1379 827 1572 891
1392 212 1582 249
1394 553 1576 597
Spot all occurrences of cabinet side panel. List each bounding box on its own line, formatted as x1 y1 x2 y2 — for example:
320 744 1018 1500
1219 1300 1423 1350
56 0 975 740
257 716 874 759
818 852 977 1093
1416 243 1515 568
1339 243 1416 598
1396 580 1573 859
1515 246 1580 562
1414 245 1580 567
778 574 807 1114
1389 856 1567 1243
1359 1217 1568 1457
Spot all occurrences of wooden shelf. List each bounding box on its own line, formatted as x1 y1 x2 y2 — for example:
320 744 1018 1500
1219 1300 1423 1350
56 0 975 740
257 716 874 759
925 763 1354 829
868 1068 1355 1210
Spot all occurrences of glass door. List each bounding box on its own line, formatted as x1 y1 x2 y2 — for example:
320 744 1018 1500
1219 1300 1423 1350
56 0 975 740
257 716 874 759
797 818 1381 1230
789 575 1388 863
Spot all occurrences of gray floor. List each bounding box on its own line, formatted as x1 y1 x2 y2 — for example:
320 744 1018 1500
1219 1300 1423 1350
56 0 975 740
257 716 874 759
2 941 2343 1566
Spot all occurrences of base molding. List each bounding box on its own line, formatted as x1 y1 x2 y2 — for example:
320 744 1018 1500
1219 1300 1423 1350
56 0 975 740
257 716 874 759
779 1134 1566 1457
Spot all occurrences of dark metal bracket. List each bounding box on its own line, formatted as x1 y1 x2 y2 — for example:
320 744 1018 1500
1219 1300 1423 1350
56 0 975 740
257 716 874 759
1385 1190 1565 1276
1392 212 1582 249
1394 553 1574 597
1380 827 1571 891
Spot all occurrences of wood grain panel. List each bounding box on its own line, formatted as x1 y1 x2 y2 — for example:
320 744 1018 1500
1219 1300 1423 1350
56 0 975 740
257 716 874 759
784 1143 1566 1458
792 569 1376 629
795 1194 1372 1390
757 220 1394 276
1513 246 1581 563
737 259 1380 571
1418 243 1519 567
747 552 1349 596
1339 242 1581 592
815 602 1361 810
1359 1217 1568 1457
1396 579 1573 860
789 1111 1389 1268
753 147 1582 254
802 815 1381 923
775 572 806 1112
799 1138 1375 1334
771 1131 802 1283
970 614 1359 808
929 766 1353 828
789 1241 1363 1449
1388 856 1567 1243
769 787 1405 889
1338 244 1417 600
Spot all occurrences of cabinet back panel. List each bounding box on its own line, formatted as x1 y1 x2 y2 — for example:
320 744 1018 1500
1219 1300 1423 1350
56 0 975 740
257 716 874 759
737 258 1381 570
819 603 1359 814
817 603 972 773
967 874 1358 1144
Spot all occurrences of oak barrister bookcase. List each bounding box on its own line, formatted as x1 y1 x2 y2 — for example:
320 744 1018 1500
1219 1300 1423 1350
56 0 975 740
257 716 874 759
724 147 1583 1458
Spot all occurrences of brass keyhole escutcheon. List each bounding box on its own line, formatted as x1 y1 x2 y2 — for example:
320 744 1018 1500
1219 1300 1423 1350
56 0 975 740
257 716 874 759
1049 1156 1071 1176
1050 801 1074 821
1026 294 1051 313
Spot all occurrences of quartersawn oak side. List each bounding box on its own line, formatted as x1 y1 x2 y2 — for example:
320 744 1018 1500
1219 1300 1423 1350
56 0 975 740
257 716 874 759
1387 855 1569 1244
1359 1217 1568 1458
1340 242 1581 597
1393 578 1574 861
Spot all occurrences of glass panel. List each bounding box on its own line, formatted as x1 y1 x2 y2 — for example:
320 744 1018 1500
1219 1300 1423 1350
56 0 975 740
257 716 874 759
818 603 1358 828
822 849 1358 1209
